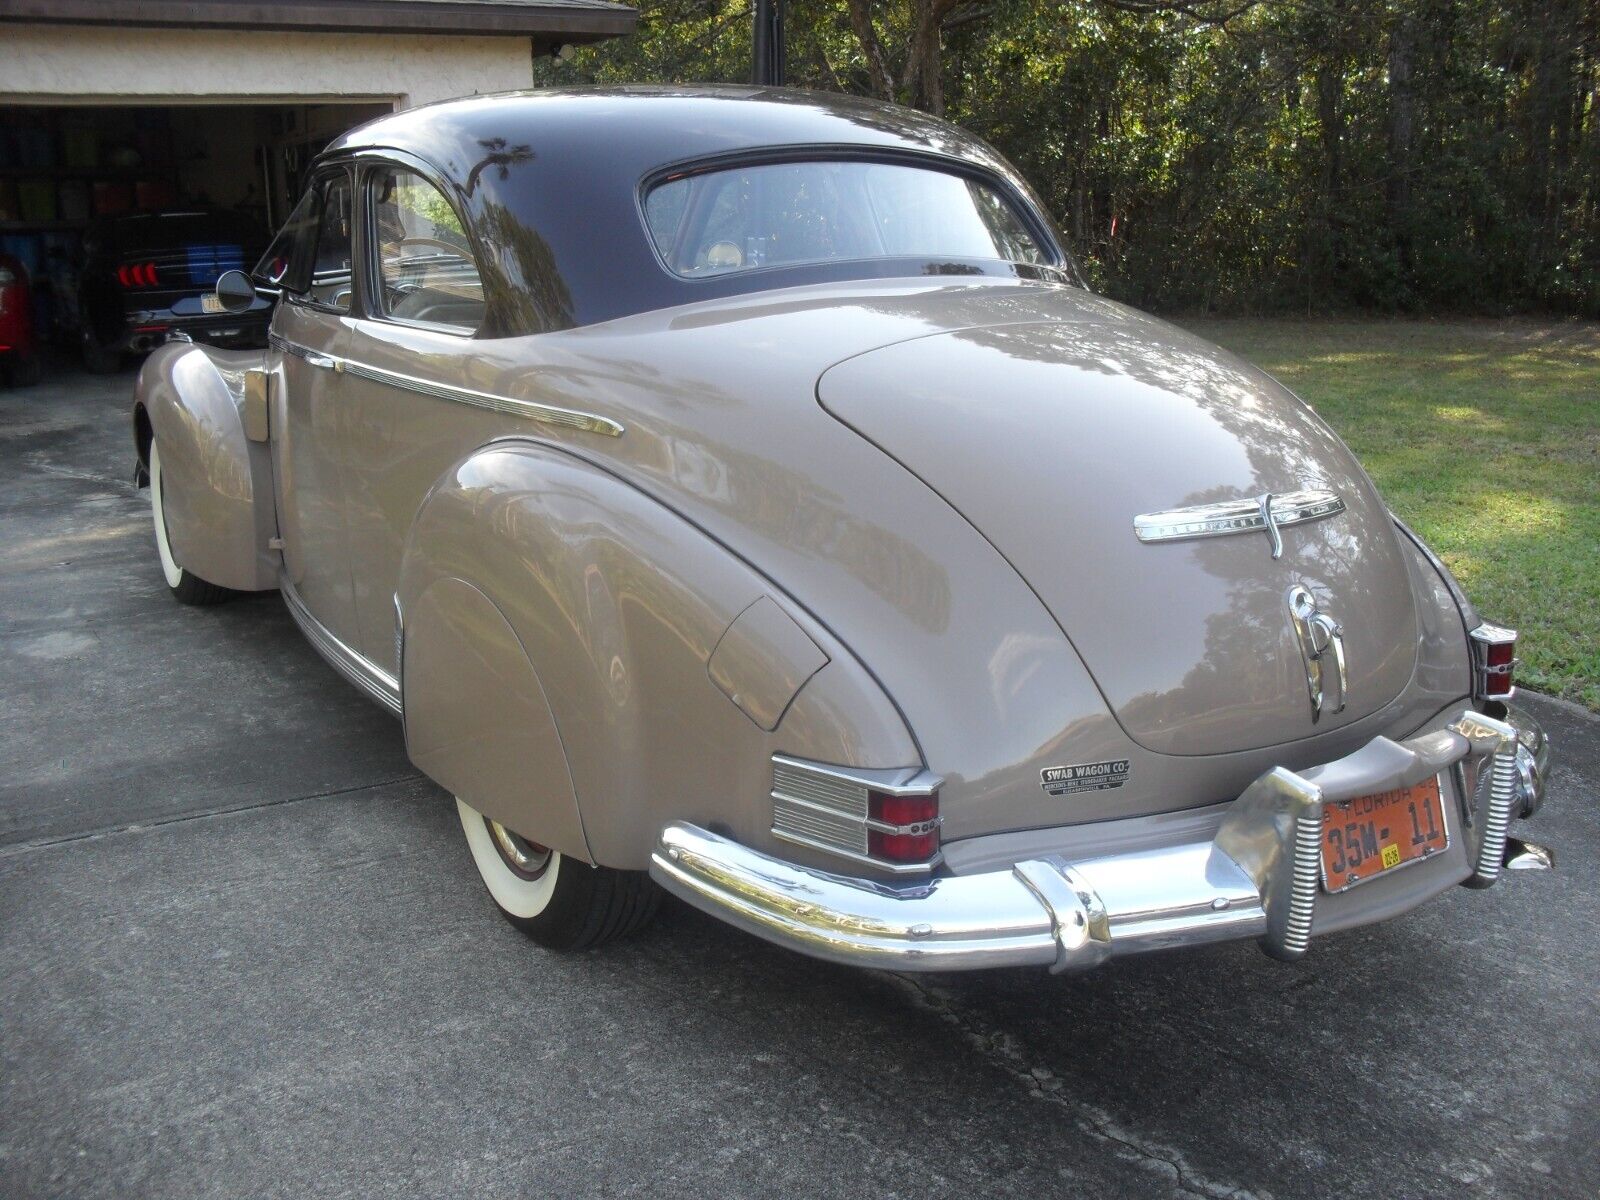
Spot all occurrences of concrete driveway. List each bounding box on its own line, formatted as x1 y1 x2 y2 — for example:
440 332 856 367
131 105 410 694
3 365 1597 1200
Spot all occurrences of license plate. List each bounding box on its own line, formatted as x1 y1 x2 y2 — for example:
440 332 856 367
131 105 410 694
1321 776 1448 893
201 292 224 313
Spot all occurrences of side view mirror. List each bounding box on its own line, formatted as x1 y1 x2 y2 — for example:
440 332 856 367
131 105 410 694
215 269 258 314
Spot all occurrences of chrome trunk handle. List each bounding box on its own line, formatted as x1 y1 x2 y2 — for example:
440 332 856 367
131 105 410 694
1288 585 1348 719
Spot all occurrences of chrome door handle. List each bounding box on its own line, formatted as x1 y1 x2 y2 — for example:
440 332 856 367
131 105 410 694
304 351 343 373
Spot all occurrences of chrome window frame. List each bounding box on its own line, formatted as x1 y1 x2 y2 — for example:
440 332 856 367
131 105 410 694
359 156 485 339
282 165 360 318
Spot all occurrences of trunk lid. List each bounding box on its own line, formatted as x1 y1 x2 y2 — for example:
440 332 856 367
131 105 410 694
817 300 1418 756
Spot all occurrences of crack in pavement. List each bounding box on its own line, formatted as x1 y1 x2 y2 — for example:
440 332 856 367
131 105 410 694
886 972 1267 1200
0 773 426 859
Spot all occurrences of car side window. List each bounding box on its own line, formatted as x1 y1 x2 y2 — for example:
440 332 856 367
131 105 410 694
254 188 319 293
371 168 484 334
307 175 354 312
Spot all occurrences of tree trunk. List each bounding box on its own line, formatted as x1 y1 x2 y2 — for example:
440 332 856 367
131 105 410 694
903 0 952 115
845 0 896 101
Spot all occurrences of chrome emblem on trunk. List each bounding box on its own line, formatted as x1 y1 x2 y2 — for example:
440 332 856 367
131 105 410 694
1134 489 1345 559
1287 584 1348 720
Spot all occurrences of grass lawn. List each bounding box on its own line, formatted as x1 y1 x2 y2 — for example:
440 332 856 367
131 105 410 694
1183 318 1599 711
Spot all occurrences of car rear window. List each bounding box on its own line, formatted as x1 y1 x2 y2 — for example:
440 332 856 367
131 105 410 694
644 159 1049 278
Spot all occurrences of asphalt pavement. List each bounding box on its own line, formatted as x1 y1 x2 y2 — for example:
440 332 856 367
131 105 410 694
2 364 1597 1200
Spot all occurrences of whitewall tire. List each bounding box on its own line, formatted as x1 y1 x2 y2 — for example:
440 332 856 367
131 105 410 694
457 797 562 921
149 441 229 606
455 796 660 950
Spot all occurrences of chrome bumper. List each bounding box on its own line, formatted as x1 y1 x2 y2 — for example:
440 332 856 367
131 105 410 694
650 706 1551 973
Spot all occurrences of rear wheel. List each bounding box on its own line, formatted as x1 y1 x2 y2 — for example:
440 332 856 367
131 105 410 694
149 441 229 606
456 797 659 950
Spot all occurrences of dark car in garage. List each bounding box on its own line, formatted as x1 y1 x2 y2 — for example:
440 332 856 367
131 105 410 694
77 209 272 372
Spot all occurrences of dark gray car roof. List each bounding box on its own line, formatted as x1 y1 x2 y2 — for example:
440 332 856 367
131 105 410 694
320 86 1070 335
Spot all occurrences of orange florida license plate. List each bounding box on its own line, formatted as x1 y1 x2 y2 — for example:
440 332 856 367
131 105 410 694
1321 776 1449 893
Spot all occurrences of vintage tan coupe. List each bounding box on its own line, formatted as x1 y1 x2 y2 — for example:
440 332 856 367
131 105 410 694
133 87 1553 969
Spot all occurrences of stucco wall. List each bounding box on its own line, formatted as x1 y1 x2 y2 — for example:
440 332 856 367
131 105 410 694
0 24 536 108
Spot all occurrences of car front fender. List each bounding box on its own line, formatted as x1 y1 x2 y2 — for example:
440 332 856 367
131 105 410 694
395 439 919 871
132 342 277 591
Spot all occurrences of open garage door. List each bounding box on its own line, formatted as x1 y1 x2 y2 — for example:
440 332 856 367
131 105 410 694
0 100 388 380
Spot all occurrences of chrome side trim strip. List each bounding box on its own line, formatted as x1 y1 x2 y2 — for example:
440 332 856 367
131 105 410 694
267 333 622 438
1135 489 1345 549
281 575 401 717
339 359 624 438
269 332 336 370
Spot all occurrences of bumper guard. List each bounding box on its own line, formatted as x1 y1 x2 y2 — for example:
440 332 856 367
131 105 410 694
649 705 1551 972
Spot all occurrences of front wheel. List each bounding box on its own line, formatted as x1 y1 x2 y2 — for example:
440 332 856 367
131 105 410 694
149 441 229 606
456 797 659 950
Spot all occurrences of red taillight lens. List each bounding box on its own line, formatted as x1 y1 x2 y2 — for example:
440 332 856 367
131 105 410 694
867 789 940 864
1484 641 1515 696
1471 623 1517 699
122 262 159 287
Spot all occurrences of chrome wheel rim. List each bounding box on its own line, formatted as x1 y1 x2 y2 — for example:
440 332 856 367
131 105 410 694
485 818 552 881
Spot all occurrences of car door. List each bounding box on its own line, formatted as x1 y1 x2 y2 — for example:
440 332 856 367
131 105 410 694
265 168 362 647
339 161 497 670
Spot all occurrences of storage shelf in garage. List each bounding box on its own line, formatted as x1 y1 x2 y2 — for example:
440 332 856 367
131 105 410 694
0 219 92 232
0 167 159 181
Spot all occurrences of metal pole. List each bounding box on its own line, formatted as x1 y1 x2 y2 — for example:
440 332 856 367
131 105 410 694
752 0 785 86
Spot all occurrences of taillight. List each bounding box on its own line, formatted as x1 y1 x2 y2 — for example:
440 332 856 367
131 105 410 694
770 755 943 872
1470 622 1517 700
868 790 941 864
118 262 160 288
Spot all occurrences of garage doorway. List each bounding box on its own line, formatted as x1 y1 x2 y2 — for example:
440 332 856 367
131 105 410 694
0 100 389 378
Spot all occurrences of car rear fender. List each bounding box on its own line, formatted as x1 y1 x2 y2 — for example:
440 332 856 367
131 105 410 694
132 342 278 591
395 439 918 871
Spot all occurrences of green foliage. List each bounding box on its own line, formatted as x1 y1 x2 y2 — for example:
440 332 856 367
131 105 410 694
537 0 1600 315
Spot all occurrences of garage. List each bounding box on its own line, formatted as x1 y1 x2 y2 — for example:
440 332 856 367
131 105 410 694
0 0 634 380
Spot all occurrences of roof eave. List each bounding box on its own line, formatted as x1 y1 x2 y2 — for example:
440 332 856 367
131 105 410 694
0 0 637 43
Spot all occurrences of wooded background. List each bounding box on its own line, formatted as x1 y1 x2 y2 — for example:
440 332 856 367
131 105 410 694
537 0 1600 316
